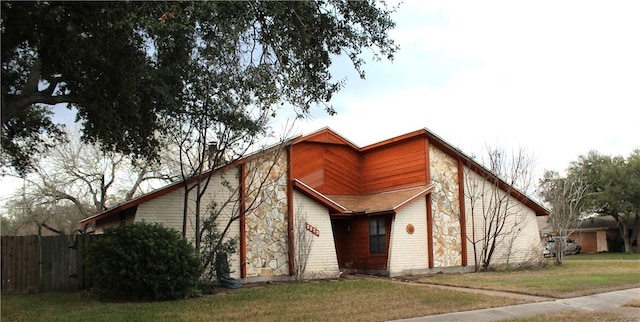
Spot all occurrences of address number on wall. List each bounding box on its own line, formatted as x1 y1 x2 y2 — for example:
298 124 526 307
306 223 319 237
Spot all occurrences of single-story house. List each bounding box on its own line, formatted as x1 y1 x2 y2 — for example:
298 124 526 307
81 127 549 282
538 215 640 253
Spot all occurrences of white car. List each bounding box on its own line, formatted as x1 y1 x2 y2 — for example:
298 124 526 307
543 237 581 257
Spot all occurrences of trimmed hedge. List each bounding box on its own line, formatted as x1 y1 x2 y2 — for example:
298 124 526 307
85 222 202 301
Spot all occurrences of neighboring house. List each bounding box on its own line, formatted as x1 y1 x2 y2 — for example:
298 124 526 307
539 215 640 253
80 128 549 282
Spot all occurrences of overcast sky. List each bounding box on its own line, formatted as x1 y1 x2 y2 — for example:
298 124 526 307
2 1 639 205
287 0 640 180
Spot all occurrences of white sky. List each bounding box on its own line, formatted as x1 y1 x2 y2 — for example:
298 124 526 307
287 0 640 180
2 0 639 205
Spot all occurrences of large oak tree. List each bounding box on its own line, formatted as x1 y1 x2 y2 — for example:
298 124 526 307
1 1 398 174
568 150 640 253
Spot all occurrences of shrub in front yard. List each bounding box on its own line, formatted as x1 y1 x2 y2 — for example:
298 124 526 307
85 222 202 301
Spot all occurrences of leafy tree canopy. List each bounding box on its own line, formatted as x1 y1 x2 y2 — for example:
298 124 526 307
567 149 640 253
569 150 640 217
1 1 398 174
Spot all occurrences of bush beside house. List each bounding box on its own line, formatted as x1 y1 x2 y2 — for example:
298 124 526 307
85 222 202 301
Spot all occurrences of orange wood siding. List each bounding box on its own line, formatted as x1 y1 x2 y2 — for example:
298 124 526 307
291 142 361 195
361 137 428 193
332 215 391 270
291 142 327 192
292 136 429 195
323 146 361 195
332 218 363 268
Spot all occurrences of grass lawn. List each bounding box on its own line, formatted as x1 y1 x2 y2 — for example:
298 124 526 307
564 252 640 260
1 278 524 322
410 254 640 298
3 255 639 321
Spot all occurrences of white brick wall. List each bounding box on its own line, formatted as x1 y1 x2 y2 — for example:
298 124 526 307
136 167 242 278
293 191 339 278
463 168 542 269
388 199 429 276
135 188 186 235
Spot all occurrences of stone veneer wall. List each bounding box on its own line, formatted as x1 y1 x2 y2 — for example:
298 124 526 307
244 149 290 277
429 145 462 267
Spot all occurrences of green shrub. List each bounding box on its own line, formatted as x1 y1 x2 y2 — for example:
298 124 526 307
200 213 238 282
85 222 203 301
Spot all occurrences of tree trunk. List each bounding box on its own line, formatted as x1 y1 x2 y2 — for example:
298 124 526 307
554 242 563 266
182 185 191 238
472 243 480 272
195 183 202 250
628 215 639 254
623 238 633 254
618 221 632 254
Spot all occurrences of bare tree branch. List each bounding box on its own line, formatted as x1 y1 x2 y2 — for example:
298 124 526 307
464 146 536 271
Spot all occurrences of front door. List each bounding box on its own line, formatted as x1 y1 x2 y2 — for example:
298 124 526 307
331 215 391 273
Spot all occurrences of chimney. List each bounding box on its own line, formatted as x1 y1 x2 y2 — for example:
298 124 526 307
207 141 218 168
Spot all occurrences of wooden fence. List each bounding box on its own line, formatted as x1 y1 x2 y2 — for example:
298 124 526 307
1 234 96 294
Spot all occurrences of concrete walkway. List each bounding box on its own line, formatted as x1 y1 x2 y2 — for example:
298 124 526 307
394 287 640 322
406 283 553 302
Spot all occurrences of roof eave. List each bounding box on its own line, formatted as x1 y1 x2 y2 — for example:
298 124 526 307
392 185 434 213
79 136 302 226
421 127 550 217
292 179 347 214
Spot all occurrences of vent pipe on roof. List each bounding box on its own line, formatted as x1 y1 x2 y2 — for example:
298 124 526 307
207 141 218 168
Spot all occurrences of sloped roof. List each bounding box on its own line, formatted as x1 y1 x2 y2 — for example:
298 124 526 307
414 128 549 216
293 179 433 215
292 126 360 149
537 215 634 233
327 186 433 214
81 127 549 226
79 135 301 226
294 127 549 216
80 179 186 225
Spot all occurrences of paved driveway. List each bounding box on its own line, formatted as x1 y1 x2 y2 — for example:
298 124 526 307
394 287 640 322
